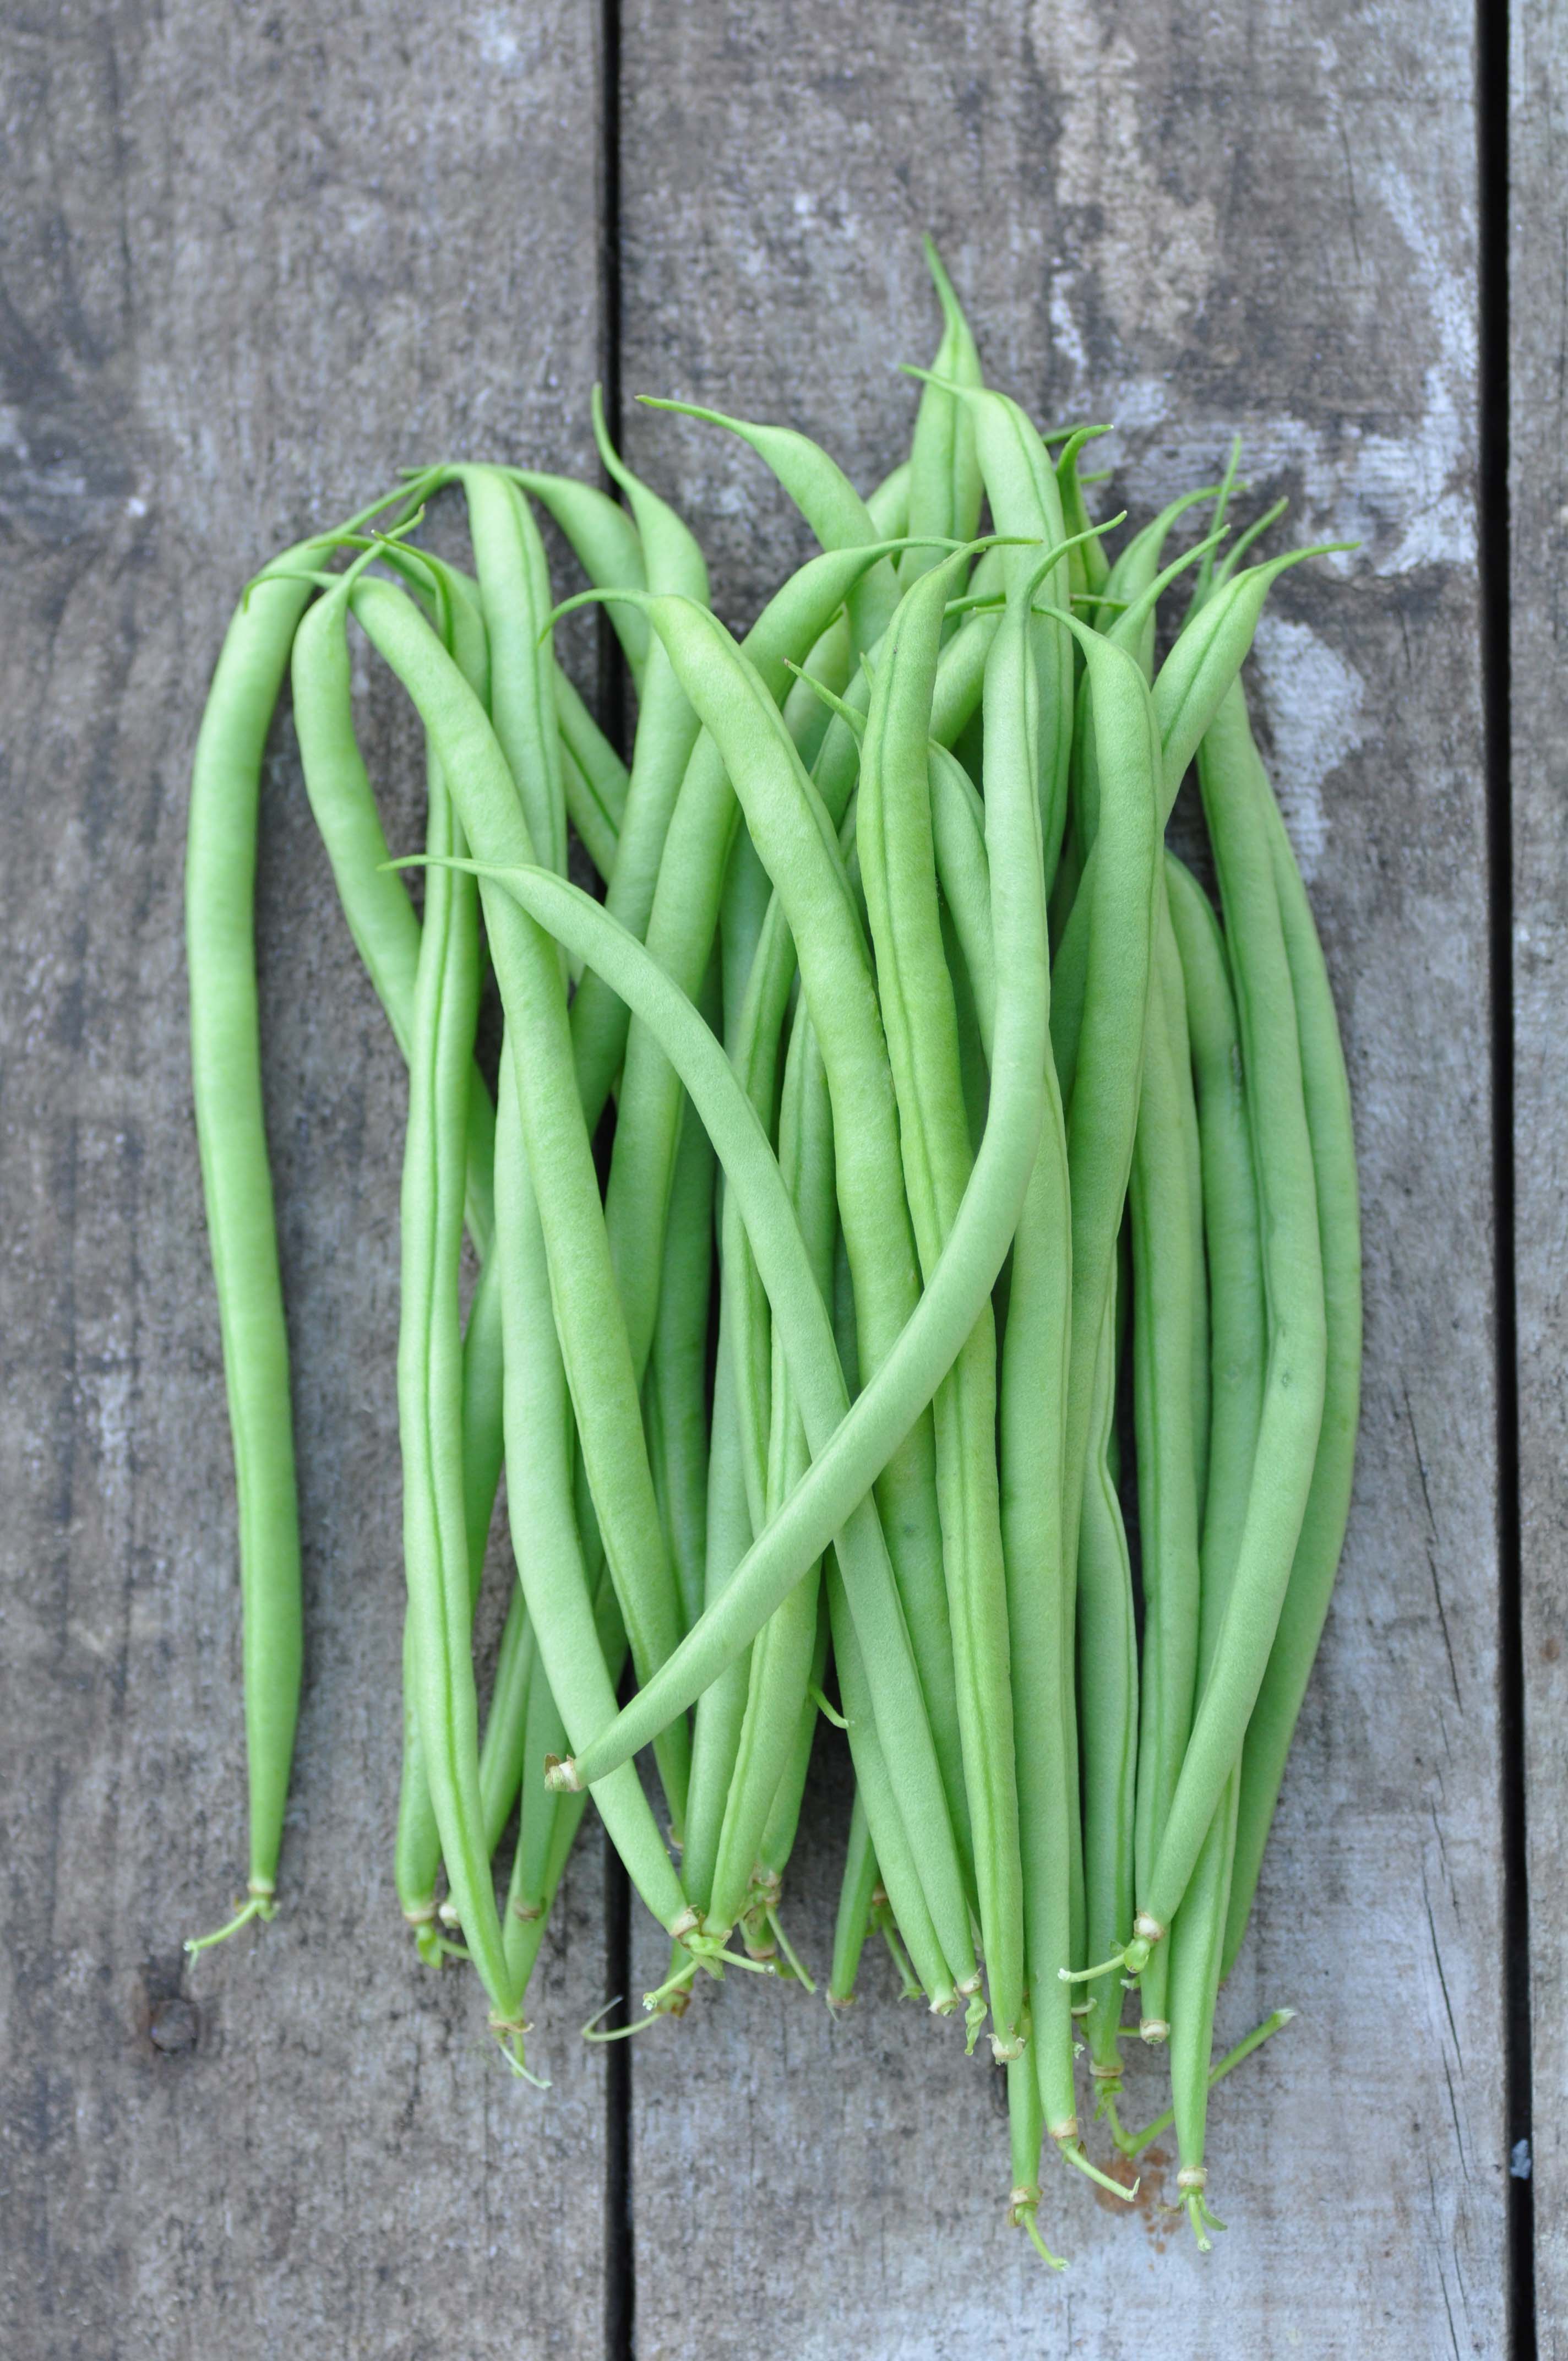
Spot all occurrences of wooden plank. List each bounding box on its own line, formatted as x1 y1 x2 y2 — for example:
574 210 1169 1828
1512 3 1567 2348
0 6 612 2353
618 3 1507 2350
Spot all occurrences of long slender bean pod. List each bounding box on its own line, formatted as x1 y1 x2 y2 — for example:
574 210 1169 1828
1096 683 1325 1977
184 480 435 1940
1222 723 1362 1972
860 545 1025 2050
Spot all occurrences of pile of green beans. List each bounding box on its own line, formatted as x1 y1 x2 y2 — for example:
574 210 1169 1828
184 244 1360 2260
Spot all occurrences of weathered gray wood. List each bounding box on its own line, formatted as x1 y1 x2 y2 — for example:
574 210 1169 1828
1512 5 1566 2349
0 6 613 2354
620 4 1507 2351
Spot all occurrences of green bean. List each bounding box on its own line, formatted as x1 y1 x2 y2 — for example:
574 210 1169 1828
678 1282 756 1924
747 1590 831 1955
1054 424 1113 601
448 465 568 879
707 1010 834 1938
1076 1283 1137 2104
827 1783 879 2008
1152 853 1266 2216
184 480 437 1946
395 738 521 2031
553 662 629 878
638 396 899 654
1038 615 1160 1996
1128 906 1203 2045
1126 681 1326 1961
567 396 709 1118
830 1571 956 2012
898 236 984 588
865 459 912 536
289 547 514 1938
860 545 1024 2052
1095 482 1228 649
1050 546 1346 1117
1222 719 1362 1972
1007 2033 1067 2271
290 565 497 1253
350 576 692 1836
928 746 996 1052
507 455 651 687
984 564 1128 2198
1164 1784 1239 2248
729 735 971 1886
646 1086 718 1638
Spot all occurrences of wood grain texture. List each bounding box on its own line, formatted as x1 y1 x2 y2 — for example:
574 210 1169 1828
0 6 613 2354
1512 3 1566 2349
619 4 1507 2352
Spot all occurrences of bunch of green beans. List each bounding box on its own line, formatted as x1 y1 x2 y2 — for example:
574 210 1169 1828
183 244 1359 2259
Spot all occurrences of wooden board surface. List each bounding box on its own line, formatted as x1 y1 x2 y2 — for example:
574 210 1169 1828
619 4 1509 2353
0 0 1524 2353
0 7 614 2356
1513 3 1564 2353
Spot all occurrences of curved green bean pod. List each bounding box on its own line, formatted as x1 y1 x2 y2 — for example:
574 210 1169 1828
646 1085 717 1639
1158 852 1266 2213
1222 730 1362 1973
553 662 629 877
186 559 315 1928
827 1784 879 2008
447 465 567 879
288 547 513 1936
1077 1282 1138 2102
975 565 1128 2201
1042 616 1160 1983
899 236 984 587
638 395 898 654
1054 424 1113 601
507 456 651 687
708 1010 834 1936
1051 545 1347 1116
395 750 520 2023
860 546 1024 2051
1095 481 1228 649
748 1589 831 1948
290 571 498 1253
830 1571 956 2012
184 480 438 1936
1128 906 1204 2046
1133 682 1326 1951
678 1281 756 1923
